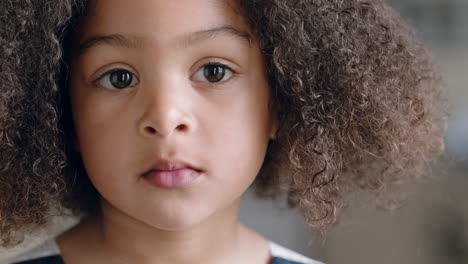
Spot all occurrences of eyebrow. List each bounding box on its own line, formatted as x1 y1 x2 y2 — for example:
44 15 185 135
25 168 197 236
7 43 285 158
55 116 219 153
77 26 252 56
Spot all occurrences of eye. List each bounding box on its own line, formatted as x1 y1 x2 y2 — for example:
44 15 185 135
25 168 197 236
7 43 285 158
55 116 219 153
96 69 139 90
193 63 234 83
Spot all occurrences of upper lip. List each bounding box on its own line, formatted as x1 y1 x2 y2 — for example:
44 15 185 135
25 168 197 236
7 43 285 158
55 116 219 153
142 159 202 175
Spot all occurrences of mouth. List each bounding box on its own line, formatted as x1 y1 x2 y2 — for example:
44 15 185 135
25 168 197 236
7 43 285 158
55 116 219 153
142 159 203 189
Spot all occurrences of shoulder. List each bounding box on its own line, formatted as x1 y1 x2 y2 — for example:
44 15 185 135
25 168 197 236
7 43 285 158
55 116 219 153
5 256 64 264
2 238 324 264
269 241 324 264
0 239 63 264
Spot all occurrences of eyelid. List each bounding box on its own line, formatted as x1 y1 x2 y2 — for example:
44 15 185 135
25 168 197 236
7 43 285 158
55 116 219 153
191 59 239 85
205 62 236 73
91 64 138 84
90 67 140 91
199 58 238 72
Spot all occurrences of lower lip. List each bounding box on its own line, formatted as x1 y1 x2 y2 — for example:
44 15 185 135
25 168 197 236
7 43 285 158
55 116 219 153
143 168 201 189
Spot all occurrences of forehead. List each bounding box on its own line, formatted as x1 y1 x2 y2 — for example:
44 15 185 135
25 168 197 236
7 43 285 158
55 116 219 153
77 0 250 46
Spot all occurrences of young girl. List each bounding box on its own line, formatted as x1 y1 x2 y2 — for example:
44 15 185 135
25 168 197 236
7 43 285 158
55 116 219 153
0 0 445 263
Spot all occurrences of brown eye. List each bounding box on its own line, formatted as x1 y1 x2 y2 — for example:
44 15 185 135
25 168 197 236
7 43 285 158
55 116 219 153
97 69 139 90
193 63 234 83
203 65 226 82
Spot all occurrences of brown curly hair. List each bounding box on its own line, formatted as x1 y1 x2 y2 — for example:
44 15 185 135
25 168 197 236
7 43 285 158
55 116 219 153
0 0 445 247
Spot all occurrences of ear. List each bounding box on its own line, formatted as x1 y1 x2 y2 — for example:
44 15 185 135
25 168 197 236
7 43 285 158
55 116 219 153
268 97 280 140
269 122 279 140
269 110 280 140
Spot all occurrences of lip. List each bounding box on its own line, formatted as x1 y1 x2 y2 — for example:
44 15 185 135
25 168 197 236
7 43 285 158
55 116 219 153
142 159 203 189
143 168 202 189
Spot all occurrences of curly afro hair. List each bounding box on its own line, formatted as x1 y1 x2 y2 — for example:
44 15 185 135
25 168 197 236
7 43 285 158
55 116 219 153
0 0 445 247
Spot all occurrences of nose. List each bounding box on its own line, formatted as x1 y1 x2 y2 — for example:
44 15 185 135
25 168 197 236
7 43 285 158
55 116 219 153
138 84 195 138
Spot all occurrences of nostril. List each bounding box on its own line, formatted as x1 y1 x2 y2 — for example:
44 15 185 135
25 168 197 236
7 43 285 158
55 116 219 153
176 124 188 132
145 126 157 134
143 124 188 135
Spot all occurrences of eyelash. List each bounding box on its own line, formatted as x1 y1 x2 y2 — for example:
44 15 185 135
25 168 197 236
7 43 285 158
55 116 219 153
91 61 238 89
193 62 237 86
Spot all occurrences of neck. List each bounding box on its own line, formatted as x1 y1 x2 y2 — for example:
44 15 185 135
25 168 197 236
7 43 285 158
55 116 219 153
65 197 259 264
101 199 243 264
57 197 271 264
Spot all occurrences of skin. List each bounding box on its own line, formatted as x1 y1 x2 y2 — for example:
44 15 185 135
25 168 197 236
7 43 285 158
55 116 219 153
57 0 279 263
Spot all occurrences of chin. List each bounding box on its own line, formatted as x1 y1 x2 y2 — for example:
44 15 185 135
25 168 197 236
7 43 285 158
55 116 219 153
140 205 214 232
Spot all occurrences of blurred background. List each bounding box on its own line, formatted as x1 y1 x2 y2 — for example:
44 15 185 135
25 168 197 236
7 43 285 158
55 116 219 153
1 0 466 263
240 0 468 263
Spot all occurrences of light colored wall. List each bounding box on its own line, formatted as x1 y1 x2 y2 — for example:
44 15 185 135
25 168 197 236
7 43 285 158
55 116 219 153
318 0 468 261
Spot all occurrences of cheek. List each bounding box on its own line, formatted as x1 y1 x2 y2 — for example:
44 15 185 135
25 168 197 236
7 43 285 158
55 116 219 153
207 81 272 185
71 88 132 179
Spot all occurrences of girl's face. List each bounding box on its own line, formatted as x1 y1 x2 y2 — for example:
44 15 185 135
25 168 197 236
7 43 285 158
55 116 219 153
70 0 277 230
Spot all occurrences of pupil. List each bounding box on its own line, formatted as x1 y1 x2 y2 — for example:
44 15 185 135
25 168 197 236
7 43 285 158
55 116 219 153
110 70 133 88
204 65 225 82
